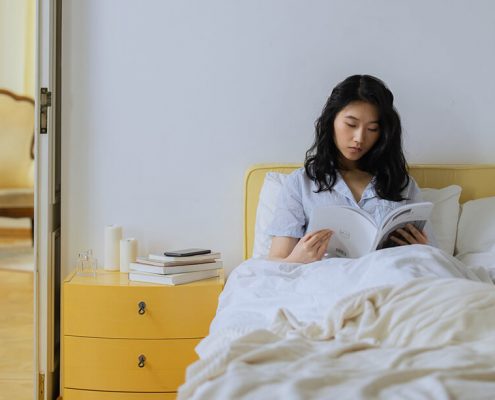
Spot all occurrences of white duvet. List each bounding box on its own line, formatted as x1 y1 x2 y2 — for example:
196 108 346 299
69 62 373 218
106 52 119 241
178 245 495 400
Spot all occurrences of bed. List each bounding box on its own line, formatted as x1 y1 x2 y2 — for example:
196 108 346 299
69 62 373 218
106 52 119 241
179 164 495 400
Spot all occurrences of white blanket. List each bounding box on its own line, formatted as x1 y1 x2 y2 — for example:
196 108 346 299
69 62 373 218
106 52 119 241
178 245 495 399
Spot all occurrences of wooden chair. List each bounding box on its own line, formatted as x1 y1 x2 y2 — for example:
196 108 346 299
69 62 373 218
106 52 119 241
0 89 35 244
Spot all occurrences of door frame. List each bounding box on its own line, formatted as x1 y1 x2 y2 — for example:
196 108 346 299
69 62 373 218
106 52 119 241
34 0 61 398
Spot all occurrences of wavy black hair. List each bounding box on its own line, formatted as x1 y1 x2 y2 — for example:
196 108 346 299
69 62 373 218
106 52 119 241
304 74 409 201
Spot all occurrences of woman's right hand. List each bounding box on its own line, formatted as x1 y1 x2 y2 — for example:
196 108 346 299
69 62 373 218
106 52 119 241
285 229 333 264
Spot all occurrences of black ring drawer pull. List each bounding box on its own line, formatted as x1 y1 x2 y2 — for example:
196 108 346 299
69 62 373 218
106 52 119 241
138 354 146 368
138 301 146 315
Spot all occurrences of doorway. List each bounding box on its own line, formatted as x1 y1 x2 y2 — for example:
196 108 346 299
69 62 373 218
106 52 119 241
0 1 36 399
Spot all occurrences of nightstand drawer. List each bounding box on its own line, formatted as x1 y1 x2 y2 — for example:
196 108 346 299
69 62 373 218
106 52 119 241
63 389 177 399
64 274 222 338
64 336 200 392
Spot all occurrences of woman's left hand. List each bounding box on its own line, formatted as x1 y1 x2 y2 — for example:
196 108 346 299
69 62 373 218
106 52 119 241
390 224 428 246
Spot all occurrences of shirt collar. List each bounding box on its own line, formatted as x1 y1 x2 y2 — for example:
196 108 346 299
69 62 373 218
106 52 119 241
333 172 378 203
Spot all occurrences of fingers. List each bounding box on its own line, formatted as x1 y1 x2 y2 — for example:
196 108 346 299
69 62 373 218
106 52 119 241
396 227 416 244
390 235 408 246
303 229 332 248
316 231 333 259
391 224 428 246
404 224 428 244
302 229 331 240
296 229 332 262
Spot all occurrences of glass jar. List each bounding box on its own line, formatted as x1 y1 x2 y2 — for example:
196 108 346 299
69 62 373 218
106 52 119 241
76 250 97 277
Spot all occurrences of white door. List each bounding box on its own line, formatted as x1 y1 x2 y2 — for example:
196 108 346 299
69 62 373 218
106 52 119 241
35 0 60 398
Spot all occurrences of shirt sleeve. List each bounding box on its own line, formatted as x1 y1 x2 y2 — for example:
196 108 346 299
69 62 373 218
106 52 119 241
406 177 438 248
266 170 306 238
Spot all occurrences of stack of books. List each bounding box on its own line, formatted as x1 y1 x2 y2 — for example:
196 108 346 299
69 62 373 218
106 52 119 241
128 251 222 285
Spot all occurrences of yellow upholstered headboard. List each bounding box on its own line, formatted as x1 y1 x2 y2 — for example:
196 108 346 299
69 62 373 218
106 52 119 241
243 164 495 260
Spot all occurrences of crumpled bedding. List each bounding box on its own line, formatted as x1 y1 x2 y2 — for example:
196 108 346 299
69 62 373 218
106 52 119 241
178 245 495 400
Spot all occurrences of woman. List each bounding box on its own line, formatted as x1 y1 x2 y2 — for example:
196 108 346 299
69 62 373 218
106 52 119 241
267 74 434 264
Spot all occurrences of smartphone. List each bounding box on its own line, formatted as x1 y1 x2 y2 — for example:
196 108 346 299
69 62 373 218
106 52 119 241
164 248 211 257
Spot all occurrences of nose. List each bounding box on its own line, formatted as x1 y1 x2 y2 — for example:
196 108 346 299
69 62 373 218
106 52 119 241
353 128 365 145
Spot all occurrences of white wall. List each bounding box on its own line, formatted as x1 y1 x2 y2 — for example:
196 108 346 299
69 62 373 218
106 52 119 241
0 0 34 96
61 0 495 276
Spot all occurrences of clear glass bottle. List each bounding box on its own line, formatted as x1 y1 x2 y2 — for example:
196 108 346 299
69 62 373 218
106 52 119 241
76 250 97 277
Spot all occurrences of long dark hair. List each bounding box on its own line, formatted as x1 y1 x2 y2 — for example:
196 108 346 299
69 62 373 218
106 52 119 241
304 74 409 201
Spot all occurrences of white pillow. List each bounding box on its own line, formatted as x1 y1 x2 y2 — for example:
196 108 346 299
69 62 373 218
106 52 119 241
252 173 462 258
421 185 462 255
455 196 495 256
456 252 495 269
455 251 495 282
252 172 288 258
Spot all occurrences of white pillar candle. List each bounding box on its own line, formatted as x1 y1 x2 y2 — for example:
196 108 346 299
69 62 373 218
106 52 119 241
120 238 137 273
104 225 122 270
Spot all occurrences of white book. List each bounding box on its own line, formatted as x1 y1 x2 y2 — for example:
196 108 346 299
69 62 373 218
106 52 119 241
130 260 223 275
148 252 221 263
135 256 216 267
307 201 433 259
128 269 221 286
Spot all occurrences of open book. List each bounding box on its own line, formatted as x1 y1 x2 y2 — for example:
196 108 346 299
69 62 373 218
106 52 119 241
307 201 433 258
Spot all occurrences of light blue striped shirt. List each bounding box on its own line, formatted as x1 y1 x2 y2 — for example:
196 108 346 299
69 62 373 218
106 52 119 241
267 167 436 245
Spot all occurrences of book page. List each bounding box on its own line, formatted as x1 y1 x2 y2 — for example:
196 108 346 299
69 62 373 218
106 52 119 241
308 206 377 258
374 202 433 250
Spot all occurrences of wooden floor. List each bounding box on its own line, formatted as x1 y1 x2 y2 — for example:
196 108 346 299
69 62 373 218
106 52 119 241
0 231 34 400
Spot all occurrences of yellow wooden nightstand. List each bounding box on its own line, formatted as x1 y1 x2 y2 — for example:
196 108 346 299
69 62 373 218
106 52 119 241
61 270 224 399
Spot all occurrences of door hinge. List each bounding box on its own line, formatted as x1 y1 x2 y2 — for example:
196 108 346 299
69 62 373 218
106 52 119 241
38 372 45 399
40 87 52 134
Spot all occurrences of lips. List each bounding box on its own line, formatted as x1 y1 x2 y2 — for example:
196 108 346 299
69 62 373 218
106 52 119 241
348 147 362 153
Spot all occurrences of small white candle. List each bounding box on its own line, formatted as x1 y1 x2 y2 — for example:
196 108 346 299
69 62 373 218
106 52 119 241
120 238 138 273
104 225 122 270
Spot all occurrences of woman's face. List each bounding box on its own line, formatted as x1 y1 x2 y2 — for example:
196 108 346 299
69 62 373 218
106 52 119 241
333 101 380 169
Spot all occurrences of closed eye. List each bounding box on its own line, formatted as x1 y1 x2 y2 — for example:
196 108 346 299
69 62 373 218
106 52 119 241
345 123 357 128
368 128 379 132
